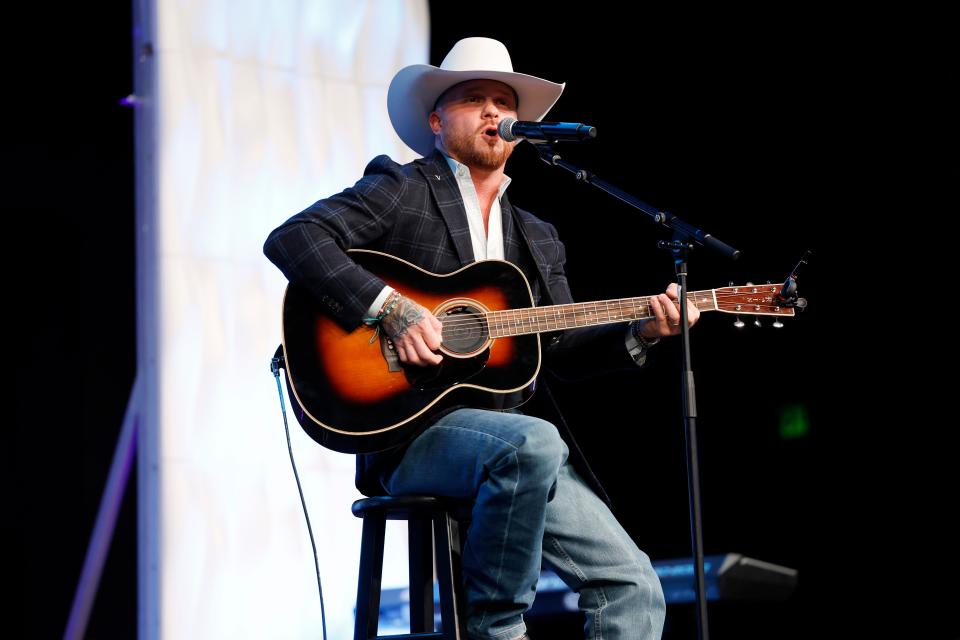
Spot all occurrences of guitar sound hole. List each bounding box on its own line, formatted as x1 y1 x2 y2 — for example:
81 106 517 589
439 305 488 355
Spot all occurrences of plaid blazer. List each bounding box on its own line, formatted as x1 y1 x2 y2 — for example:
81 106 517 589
264 150 636 501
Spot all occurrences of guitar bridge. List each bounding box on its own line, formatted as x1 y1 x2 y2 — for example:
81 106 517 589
379 334 403 372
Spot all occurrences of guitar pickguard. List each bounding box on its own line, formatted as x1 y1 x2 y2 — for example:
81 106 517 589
404 347 490 391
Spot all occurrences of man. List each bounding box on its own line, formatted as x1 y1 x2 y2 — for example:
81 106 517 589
264 37 699 640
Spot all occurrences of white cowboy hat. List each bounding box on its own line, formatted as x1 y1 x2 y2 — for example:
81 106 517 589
387 37 565 156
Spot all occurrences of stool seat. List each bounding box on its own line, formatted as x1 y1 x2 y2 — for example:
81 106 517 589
352 494 471 640
352 495 474 519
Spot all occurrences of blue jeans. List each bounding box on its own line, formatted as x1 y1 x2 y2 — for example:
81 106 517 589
383 408 666 640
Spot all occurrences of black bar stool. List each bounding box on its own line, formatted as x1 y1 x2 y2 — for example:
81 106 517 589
352 495 473 640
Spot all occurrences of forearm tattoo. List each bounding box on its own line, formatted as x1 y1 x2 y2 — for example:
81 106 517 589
381 296 425 339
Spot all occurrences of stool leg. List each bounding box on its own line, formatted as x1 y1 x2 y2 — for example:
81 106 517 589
433 512 467 640
408 517 434 633
354 515 386 640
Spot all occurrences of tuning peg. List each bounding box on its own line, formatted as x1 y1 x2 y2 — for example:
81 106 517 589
729 282 746 328
753 318 762 328
772 318 784 328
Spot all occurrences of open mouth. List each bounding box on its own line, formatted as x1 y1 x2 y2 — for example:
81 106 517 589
483 126 498 138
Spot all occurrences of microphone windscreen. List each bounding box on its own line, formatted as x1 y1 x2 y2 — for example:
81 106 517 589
498 117 519 142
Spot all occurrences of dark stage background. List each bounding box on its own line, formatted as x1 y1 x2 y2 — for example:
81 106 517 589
6 4 956 639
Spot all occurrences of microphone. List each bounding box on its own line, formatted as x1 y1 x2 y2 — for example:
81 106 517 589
498 117 597 142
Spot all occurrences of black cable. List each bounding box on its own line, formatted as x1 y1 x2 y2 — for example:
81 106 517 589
271 354 328 640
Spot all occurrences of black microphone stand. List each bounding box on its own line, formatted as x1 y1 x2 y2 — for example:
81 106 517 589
531 141 739 640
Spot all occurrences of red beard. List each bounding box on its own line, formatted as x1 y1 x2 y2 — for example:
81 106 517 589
441 127 515 170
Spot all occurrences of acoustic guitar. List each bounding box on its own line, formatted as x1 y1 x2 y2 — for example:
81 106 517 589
280 250 797 453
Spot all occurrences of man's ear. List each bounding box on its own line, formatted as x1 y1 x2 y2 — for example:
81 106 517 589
429 110 442 134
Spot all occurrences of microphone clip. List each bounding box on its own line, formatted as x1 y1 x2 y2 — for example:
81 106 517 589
776 251 812 309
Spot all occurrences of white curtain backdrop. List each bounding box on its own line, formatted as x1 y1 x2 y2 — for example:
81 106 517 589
150 1 428 636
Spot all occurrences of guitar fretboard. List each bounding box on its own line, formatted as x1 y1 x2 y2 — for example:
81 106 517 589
487 291 718 338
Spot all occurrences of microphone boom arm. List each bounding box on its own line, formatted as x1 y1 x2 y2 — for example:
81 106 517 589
531 141 740 260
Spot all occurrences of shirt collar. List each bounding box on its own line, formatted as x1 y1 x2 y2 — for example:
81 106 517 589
441 151 512 199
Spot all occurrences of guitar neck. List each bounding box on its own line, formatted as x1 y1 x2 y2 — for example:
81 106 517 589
486 282 795 338
487 291 719 338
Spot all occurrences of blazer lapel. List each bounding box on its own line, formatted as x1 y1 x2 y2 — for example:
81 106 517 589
499 194 523 265
417 150 475 266
500 194 554 306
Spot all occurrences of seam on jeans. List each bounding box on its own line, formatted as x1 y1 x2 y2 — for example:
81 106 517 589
430 420 526 450
468 619 526 640
548 535 589 584
548 535 608 639
591 587 608 640
476 448 520 632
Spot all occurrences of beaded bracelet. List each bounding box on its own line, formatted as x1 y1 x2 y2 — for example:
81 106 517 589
363 290 402 342
363 290 402 325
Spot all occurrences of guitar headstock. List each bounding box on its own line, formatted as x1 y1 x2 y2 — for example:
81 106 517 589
713 284 797 317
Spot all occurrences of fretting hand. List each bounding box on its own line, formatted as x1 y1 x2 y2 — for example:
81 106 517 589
634 283 700 339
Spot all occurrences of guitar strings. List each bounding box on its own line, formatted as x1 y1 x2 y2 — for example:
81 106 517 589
435 303 791 330
435 312 792 337
430 292 793 333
